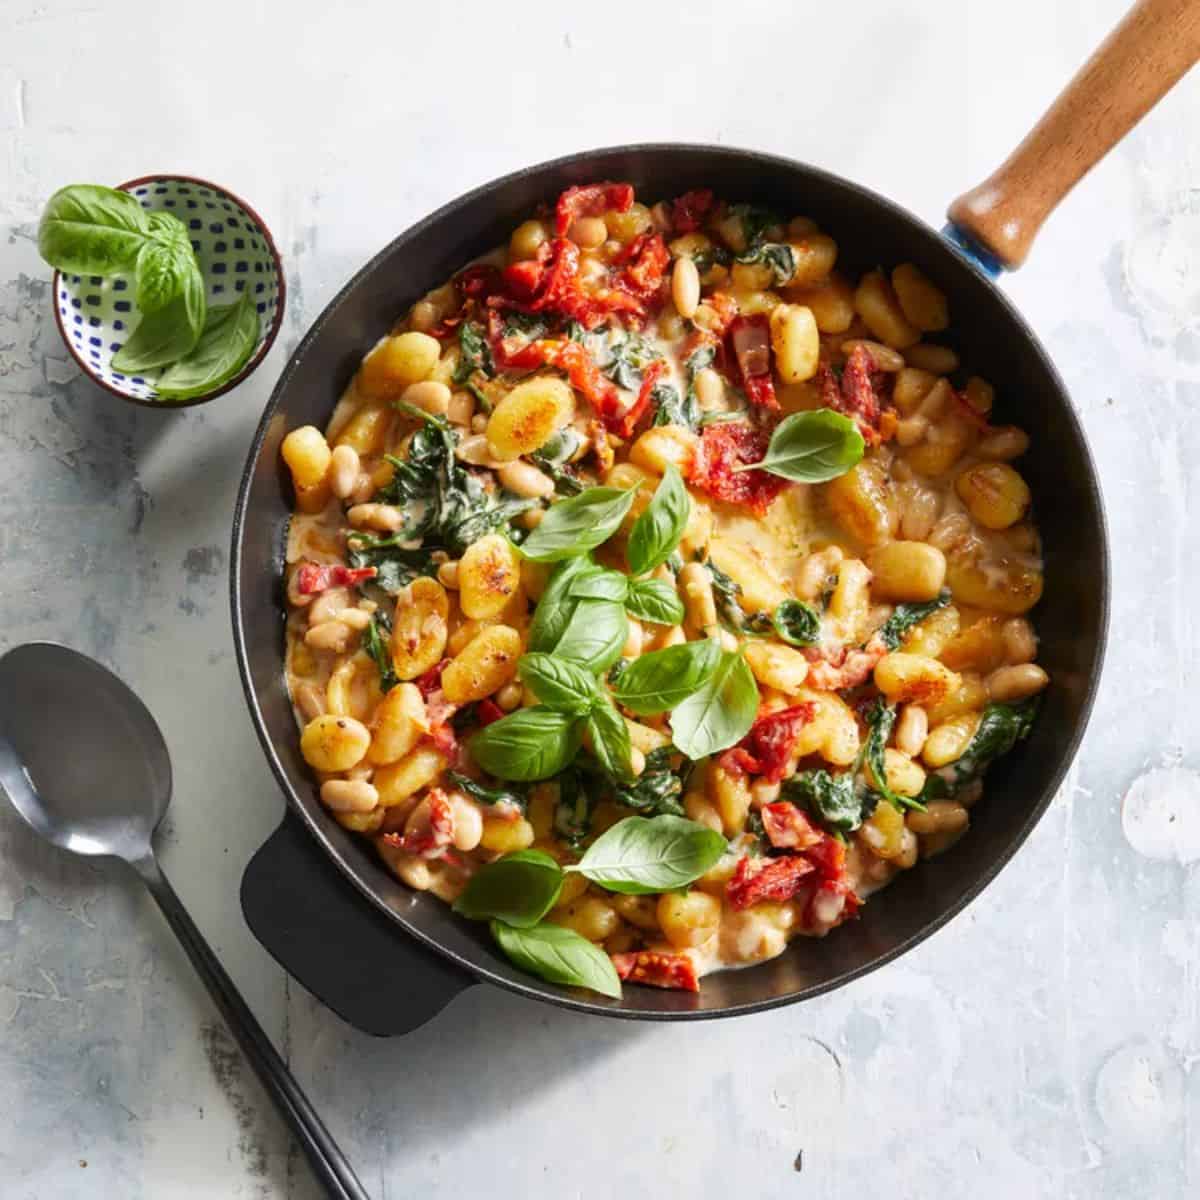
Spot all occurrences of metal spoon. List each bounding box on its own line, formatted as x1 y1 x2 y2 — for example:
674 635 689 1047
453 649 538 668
0 642 370 1200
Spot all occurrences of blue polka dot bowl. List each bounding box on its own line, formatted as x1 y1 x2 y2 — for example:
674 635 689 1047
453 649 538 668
51 174 285 407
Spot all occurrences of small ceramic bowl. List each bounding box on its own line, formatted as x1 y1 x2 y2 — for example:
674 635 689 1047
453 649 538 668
51 174 285 407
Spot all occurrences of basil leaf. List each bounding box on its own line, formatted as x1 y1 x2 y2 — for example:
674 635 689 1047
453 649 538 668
155 291 259 400
552 599 628 672
528 557 600 652
669 649 759 760
445 771 527 811
585 700 634 782
454 850 564 927
468 707 584 781
626 464 690 576
875 589 951 651
570 570 629 602
518 653 597 714
134 239 184 313
518 486 639 562
490 920 621 998
624 578 685 626
37 184 151 275
610 638 721 715
733 409 864 484
111 257 205 372
566 814 726 895
772 599 822 647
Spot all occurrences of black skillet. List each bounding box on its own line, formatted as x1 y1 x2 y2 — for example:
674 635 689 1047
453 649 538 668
232 1 1198 1033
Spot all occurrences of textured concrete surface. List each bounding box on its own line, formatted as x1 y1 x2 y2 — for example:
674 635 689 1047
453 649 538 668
1 1 1198 1196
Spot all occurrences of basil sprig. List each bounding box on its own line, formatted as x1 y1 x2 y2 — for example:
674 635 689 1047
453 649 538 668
669 648 760 760
155 290 259 400
38 184 158 275
453 849 563 927
584 699 634 782
111 261 206 372
564 815 726 894
624 578 685 625
468 707 584 781
626 465 690 576
553 599 629 672
733 409 864 483
490 921 621 998
519 486 639 562
609 638 721 715
518 653 598 714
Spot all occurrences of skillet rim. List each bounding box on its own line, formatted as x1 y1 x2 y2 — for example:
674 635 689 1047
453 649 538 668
230 141 1110 1020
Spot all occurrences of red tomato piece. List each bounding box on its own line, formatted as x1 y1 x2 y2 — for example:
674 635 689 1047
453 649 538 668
687 422 790 516
610 357 669 438
554 182 635 237
761 803 824 851
381 788 454 858
616 233 670 303
457 263 504 301
671 188 715 233
413 659 448 698
295 562 377 595
475 699 505 727
819 343 893 444
726 854 815 910
611 950 700 993
803 634 887 691
717 703 817 782
728 314 778 410
426 722 459 758
804 834 847 884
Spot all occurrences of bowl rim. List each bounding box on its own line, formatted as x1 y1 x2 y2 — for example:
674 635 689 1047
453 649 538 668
49 172 287 410
231 141 1111 1020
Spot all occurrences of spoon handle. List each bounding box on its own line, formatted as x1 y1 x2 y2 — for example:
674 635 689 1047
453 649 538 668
135 855 371 1200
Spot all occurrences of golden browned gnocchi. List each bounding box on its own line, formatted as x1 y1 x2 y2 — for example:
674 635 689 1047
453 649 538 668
281 182 1047 998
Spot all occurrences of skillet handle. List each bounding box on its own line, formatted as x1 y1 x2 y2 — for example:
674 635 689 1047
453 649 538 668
946 0 1200 270
240 812 474 1036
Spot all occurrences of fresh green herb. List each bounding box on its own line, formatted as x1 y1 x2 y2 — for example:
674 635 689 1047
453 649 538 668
783 769 872 835
603 333 659 392
501 310 550 341
468 706 585 782
669 649 759 760
772 598 822 648
134 237 190 314
362 611 398 693
649 381 698 431
697 553 772 637
518 653 597 714
450 496 539 548
454 850 564 927
565 814 726 895
552 599 629 672
38 184 154 275
490 920 621 998
609 638 721 715
614 746 686 817
154 290 259 400
445 771 528 811
110 257 206 372
585 699 635 782
727 203 779 250
919 699 1040 803
565 319 587 343
518 486 639 563
531 427 586 496
875 589 952 651
528 557 601 652
734 242 797 286
553 768 601 846
454 320 494 383
624 578 685 626
732 409 865 484
569 570 629 602
626 464 689 576
345 532 438 593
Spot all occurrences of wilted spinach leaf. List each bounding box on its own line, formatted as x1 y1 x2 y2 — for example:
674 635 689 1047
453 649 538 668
875 589 952 651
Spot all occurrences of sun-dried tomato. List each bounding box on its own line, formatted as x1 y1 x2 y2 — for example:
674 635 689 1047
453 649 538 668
761 803 824 851
688 422 790 516
295 562 377 595
820 343 893 444
671 188 715 233
554 182 634 237
728 314 777 410
803 634 887 691
704 292 739 337
381 789 454 858
611 357 669 439
616 233 670 305
413 659 448 699
456 263 504 302
611 950 700 993
718 703 817 782
804 834 847 884
427 722 458 758
726 855 815 911
475 699 505 727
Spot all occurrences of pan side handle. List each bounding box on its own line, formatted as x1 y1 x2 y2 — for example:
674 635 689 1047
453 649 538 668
241 813 474 1036
947 0 1200 271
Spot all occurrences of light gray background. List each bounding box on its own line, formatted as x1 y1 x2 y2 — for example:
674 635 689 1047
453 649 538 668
2 1 1197 1195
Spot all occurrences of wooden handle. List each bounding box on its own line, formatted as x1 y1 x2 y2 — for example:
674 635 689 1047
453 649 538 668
947 0 1200 269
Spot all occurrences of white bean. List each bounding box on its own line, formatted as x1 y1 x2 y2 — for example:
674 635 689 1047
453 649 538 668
672 256 701 319
329 444 361 499
347 503 405 532
497 461 554 499
320 779 379 813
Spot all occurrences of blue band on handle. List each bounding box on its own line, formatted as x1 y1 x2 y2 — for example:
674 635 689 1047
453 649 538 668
941 223 1005 278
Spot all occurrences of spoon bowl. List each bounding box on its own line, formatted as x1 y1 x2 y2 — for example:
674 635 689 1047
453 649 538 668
0 641 369 1200
0 643 170 860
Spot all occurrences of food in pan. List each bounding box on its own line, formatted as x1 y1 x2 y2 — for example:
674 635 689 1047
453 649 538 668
280 182 1047 997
